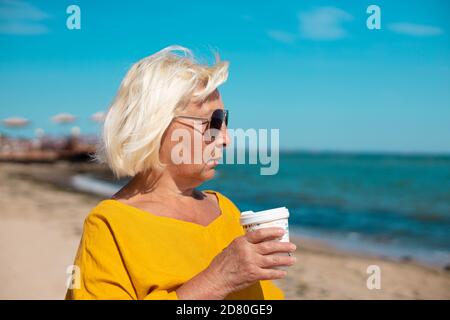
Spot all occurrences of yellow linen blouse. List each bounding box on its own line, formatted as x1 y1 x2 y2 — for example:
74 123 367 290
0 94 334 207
65 190 284 300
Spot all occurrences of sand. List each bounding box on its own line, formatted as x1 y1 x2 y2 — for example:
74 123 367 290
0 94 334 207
0 162 449 300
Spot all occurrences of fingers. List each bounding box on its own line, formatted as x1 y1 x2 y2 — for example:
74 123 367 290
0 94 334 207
258 253 296 268
255 241 296 255
257 267 288 281
245 227 285 244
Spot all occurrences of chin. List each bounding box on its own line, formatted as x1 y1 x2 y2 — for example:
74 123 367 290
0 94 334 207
202 168 216 181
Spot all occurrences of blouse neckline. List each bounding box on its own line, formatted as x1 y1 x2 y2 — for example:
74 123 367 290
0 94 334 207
100 190 225 231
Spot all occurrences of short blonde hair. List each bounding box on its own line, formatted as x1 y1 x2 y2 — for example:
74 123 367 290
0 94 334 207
96 45 229 178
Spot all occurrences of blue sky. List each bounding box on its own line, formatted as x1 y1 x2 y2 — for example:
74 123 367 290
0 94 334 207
0 0 449 153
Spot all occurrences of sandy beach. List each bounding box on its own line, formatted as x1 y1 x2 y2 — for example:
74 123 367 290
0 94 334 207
1 162 449 300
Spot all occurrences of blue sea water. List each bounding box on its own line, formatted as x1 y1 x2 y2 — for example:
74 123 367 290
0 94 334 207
201 152 450 266
84 151 450 266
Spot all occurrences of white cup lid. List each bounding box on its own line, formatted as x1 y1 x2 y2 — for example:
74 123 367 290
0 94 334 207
240 207 290 226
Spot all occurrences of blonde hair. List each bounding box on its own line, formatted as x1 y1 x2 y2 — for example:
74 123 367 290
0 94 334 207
96 45 229 178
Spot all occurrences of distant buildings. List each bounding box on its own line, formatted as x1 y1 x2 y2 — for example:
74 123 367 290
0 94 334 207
0 133 98 163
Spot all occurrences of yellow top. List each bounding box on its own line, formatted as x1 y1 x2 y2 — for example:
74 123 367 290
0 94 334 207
65 190 284 300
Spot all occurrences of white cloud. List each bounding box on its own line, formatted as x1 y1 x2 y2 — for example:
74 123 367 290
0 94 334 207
0 0 50 35
267 29 296 44
388 22 443 37
267 7 353 44
298 7 353 40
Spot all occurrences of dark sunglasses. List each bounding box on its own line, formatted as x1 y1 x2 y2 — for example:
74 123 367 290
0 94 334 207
173 109 229 131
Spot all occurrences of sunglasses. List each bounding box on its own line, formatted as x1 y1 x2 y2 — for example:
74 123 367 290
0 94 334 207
173 109 229 132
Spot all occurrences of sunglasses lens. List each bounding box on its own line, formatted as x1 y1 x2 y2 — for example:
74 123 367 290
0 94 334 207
210 109 226 130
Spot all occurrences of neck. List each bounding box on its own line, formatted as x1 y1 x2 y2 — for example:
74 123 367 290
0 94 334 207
114 168 197 201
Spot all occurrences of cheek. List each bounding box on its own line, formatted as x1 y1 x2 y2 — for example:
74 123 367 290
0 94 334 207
160 125 218 166
160 130 196 165
203 140 218 160
159 127 177 164
183 131 217 164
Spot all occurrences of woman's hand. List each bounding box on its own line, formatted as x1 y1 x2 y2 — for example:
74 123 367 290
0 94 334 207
176 227 297 299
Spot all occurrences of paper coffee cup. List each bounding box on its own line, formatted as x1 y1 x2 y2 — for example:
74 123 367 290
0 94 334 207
240 207 291 261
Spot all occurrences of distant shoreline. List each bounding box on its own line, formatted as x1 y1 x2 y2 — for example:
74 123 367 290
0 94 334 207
279 149 450 157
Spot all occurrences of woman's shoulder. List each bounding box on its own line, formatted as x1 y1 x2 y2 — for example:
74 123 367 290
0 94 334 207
202 189 241 215
81 199 165 242
82 199 133 227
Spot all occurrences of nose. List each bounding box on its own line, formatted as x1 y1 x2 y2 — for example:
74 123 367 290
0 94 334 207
215 123 231 148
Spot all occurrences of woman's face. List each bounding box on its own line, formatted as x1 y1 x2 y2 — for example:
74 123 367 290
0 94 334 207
159 90 230 186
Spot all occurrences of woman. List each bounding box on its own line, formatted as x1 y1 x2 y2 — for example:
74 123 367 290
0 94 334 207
66 46 297 300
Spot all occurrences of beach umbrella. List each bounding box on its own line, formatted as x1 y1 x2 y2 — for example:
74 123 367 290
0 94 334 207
51 113 77 124
51 113 77 137
90 111 105 123
2 117 30 138
2 117 30 128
